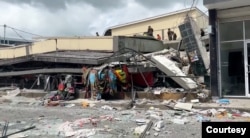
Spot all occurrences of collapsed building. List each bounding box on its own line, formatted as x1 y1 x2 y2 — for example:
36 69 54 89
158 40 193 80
0 8 210 100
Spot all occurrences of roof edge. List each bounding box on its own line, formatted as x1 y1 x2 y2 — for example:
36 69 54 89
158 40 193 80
106 7 204 30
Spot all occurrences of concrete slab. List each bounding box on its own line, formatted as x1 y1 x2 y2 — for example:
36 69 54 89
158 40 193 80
151 55 198 89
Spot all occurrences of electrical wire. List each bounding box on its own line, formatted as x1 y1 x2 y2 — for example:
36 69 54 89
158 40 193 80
11 28 29 42
195 0 199 7
0 24 44 43
189 0 196 12
184 0 189 8
6 25 43 37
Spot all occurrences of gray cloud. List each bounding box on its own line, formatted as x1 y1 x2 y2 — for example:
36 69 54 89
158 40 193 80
1 0 67 11
1 0 126 12
82 0 126 11
134 0 184 9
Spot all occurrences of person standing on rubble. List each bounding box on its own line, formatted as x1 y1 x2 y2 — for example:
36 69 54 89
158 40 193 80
167 28 174 41
173 32 177 40
147 26 154 37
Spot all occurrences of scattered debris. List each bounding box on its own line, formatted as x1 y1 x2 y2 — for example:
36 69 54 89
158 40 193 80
82 101 89 108
65 103 75 108
190 99 199 103
139 120 153 138
154 132 159 137
196 115 210 122
134 125 147 136
172 118 189 125
4 88 21 98
217 99 230 105
46 101 60 106
242 112 250 117
135 119 148 126
101 105 114 110
153 121 164 132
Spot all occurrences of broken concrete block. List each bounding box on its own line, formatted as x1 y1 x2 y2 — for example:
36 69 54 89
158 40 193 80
174 103 193 111
153 90 161 95
172 118 188 124
208 109 218 116
5 88 21 98
65 103 75 108
114 118 121 121
154 132 159 137
154 127 161 132
154 121 164 132
134 125 147 135
101 105 113 110
191 99 199 103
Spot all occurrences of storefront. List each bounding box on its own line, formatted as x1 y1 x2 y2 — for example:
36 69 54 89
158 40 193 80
204 0 250 97
219 19 250 97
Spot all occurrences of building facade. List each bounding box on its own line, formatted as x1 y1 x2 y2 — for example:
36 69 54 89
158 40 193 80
204 0 250 97
0 37 32 46
104 7 208 41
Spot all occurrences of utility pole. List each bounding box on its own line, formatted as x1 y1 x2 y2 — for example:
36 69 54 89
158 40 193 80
3 24 6 44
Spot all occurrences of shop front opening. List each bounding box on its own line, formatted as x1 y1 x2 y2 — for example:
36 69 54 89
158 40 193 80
219 20 250 97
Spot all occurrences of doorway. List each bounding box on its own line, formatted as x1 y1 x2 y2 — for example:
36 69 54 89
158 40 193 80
220 41 245 96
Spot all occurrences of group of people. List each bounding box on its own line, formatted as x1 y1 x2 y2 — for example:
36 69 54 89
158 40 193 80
145 26 177 41
167 28 177 41
97 25 205 40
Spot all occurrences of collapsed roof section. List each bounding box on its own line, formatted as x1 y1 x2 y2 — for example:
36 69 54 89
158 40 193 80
0 36 163 77
0 36 163 65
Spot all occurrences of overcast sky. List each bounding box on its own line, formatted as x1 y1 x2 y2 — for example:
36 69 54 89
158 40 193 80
0 0 207 40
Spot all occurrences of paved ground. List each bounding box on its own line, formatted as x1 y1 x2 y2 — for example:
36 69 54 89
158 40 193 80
0 96 250 138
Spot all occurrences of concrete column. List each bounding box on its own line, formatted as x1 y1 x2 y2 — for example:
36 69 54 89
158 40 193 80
208 9 219 97
161 29 164 40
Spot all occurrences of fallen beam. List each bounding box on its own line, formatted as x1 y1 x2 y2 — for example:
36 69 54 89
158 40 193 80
1 126 36 138
151 55 197 89
139 120 153 138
